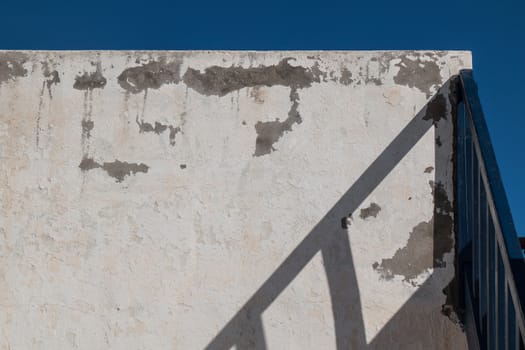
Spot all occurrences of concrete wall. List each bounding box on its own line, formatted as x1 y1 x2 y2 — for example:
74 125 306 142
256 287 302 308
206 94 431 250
0 50 471 349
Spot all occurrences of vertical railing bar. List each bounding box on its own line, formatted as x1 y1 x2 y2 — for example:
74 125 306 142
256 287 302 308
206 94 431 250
506 279 509 350
486 203 491 349
458 71 525 350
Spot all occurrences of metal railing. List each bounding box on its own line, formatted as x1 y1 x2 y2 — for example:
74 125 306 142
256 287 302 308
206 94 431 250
456 69 525 350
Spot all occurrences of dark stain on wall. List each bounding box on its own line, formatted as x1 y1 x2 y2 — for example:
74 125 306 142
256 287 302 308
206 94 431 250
118 60 181 94
393 53 442 97
183 58 321 96
339 68 353 85
423 93 447 125
253 88 302 156
373 219 434 284
74 63 107 90
430 180 454 268
43 63 60 88
424 166 434 173
169 126 181 146
135 116 181 146
0 52 28 84
81 120 94 134
373 180 453 284
79 157 149 182
359 202 381 219
136 117 168 134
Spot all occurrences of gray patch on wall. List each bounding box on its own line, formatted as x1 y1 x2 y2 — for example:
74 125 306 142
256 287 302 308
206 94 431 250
253 87 302 156
79 157 149 182
423 93 447 125
339 68 353 85
74 63 107 90
393 53 442 97
135 116 181 146
373 180 453 284
0 52 28 84
136 117 168 134
118 60 181 94
183 58 321 96
360 203 381 219
42 62 61 90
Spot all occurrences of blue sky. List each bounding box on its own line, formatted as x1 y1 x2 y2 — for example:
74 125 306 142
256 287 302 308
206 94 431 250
1 0 523 234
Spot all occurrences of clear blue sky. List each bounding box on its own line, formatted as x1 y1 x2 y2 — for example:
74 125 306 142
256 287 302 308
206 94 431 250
1 0 523 234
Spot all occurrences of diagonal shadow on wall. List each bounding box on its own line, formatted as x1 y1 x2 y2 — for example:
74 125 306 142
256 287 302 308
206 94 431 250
204 77 462 350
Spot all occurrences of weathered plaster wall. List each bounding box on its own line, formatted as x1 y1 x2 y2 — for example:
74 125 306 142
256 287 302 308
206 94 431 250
0 50 471 349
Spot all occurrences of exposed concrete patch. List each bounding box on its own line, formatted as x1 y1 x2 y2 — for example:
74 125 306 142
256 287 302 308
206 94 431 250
81 120 94 134
183 58 321 96
135 116 181 146
118 60 181 94
169 126 181 146
339 68 353 85
359 202 381 219
429 180 454 268
73 63 107 90
423 93 447 125
424 166 434 173
42 62 61 97
373 219 434 283
136 117 168 134
79 157 149 182
0 52 28 85
253 88 301 156
442 278 462 325
373 180 453 283
393 53 442 97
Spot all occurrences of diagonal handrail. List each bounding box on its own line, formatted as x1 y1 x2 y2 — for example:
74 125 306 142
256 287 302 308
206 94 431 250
457 69 525 349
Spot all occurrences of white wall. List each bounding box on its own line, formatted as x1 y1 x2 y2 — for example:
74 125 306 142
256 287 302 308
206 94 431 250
0 50 471 349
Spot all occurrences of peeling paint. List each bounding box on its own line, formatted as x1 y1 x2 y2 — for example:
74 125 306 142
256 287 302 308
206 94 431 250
393 54 442 97
79 157 149 182
74 63 107 90
373 219 434 283
81 120 94 134
135 116 181 146
373 180 453 283
430 180 454 268
169 126 181 146
118 60 181 94
42 62 60 96
423 93 447 125
183 58 321 96
360 203 381 219
339 68 353 85
0 52 28 84
253 88 301 156
136 117 168 134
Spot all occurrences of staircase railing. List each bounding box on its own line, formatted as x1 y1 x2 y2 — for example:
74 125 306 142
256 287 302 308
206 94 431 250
456 69 525 349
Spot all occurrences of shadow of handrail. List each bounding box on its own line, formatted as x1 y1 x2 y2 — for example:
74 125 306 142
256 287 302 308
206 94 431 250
205 78 457 350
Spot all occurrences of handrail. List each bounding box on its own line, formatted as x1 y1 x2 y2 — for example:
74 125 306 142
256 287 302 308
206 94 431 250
456 69 525 349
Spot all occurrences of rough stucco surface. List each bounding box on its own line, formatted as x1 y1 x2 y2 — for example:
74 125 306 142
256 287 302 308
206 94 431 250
0 50 471 349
